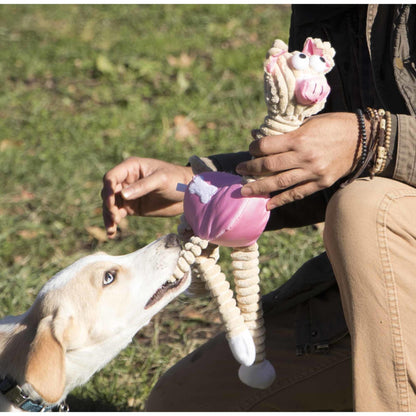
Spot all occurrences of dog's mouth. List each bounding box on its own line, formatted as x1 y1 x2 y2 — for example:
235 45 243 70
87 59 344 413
145 271 190 310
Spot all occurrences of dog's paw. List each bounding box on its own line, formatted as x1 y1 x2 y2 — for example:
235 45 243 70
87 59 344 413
227 329 256 366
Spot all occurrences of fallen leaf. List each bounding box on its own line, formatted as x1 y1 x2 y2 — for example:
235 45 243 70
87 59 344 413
181 310 207 321
206 121 217 130
166 55 177 67
167 52 194 68
13 255 29 266
18 230 38 240
174 115 200 141
11 189 35 202
249 32 258 43
0 139 22 151
86 226 107 242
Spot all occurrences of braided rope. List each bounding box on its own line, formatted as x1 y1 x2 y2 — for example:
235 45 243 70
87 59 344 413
176 211 270 370
232 244 266 364
176 218 249 343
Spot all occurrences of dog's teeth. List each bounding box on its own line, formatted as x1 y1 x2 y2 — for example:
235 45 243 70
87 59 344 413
167 276 176 283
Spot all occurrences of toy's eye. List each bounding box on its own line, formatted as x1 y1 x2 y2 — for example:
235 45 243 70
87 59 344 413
103 270 117 286
291 52 309 70
310 55 327 73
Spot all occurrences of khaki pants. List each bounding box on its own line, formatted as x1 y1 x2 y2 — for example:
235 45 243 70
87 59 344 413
146 177 416 411
325 177 416 411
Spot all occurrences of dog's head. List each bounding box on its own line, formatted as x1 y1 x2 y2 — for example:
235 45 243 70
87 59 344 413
23 234 190 404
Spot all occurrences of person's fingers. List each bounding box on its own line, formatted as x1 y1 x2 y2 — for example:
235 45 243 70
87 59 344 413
121 172 163 200
101 178 117 233
102 201 118 238
101 168 128 214
102 176 132 237
240 169 312 197
102 200 131 238
266 181 320 210
236 152 299 177
248 134 294 157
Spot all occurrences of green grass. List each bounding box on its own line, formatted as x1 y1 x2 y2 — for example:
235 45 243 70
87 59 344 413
0 5 325 411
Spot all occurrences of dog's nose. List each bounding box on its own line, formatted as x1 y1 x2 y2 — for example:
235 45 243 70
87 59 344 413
164 233 180 248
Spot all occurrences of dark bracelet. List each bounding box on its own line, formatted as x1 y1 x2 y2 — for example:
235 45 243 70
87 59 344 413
340 108 372 188
356 108 367 167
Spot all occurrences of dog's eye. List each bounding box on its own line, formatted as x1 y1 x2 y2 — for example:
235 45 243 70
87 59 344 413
103 270 117 286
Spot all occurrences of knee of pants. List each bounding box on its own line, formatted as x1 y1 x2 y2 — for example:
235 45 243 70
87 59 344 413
323 178 389 289
324 176 416 244
324 178 382 248
323 177 415 288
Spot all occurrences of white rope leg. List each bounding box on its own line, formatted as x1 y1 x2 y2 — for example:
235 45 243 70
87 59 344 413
232 244 263 361
232 244 276 389
193 241 255 366
175 235 255 366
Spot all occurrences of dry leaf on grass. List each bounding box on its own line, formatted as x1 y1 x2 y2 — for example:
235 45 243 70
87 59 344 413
174 115 200 141
206 121 217 130
1 139 23 151
167 52 194 68
17 230 39 240
11 189 35 202
180 310 207 322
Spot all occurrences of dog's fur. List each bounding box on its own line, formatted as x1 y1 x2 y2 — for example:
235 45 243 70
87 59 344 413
0 234 190 411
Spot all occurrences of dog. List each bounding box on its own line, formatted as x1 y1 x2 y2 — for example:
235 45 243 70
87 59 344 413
0 234 190 412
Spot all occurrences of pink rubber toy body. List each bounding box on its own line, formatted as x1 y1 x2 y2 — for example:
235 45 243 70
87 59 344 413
183 171 270 247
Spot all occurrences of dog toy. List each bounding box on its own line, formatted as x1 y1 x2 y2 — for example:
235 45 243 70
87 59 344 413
172 38 335 389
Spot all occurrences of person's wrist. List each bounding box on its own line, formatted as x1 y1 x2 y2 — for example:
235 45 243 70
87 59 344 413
182 165 194 184
350 110 371 173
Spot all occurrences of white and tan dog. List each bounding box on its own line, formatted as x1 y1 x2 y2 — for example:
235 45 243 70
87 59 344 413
0 234 190 412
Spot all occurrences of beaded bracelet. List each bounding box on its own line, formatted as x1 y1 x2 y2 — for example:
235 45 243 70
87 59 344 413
368 109 392 176
341 107 393 187
356 108 367 167
341 109 372 187
384 110 392 164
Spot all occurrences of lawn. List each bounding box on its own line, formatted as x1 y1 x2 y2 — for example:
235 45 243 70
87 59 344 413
0 5 325 411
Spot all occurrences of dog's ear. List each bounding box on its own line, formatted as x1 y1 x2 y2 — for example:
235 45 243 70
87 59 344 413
25 314 67 404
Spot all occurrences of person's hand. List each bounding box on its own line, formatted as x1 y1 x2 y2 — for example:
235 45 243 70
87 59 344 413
236 112 367 210
102 157 193 238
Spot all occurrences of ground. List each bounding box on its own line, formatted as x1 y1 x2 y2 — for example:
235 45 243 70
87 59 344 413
0 5 325 410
